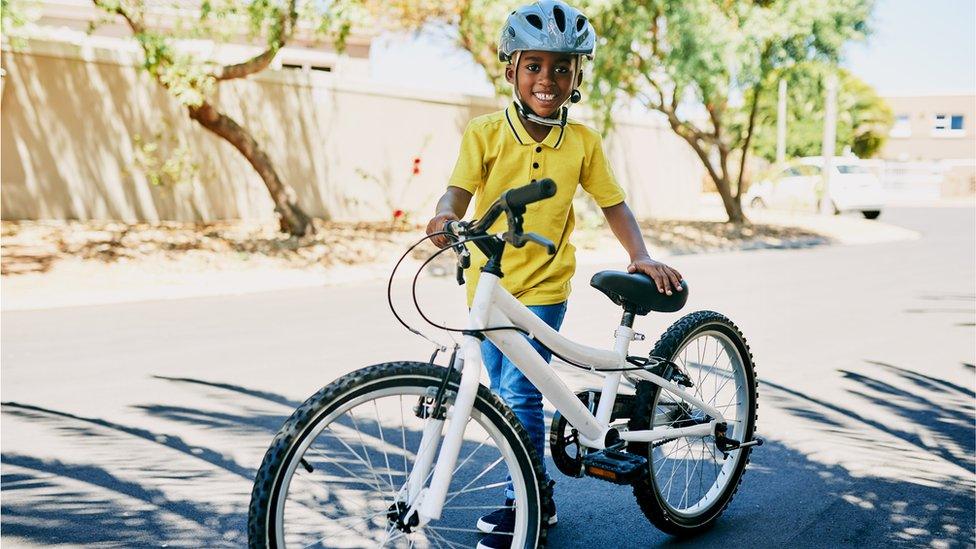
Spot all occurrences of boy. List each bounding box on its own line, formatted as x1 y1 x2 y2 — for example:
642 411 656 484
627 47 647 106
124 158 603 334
426 2 682 547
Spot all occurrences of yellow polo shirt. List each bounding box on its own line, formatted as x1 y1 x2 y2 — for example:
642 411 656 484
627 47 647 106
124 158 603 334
448 103 626 306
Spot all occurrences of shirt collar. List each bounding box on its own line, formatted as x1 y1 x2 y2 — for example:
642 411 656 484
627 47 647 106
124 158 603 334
505 103 565 150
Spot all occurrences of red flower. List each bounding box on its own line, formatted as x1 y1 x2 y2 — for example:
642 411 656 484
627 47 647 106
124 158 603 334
412 166 421 175
413 157 421 165
393 209 405 219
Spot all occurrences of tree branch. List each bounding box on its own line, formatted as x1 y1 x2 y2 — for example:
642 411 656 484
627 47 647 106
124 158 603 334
92 0 145 34
212 0 297 80
735 43 774 198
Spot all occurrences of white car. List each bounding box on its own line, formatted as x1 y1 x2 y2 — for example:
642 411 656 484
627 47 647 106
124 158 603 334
746 157 885 219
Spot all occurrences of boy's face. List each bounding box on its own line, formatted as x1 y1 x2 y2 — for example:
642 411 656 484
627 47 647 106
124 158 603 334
506 51 578 118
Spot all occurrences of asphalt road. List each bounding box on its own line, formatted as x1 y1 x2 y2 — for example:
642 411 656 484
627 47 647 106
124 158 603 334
2 206 974 548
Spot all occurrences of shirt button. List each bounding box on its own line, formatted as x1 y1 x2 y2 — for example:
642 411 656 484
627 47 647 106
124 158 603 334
533 162 539 169
535 146 542 153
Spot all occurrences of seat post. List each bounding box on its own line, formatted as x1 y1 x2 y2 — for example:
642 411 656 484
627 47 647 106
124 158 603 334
620 309 636 329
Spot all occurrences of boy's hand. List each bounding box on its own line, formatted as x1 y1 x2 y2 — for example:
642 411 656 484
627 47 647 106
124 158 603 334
628 255 684 296
426 212 459 248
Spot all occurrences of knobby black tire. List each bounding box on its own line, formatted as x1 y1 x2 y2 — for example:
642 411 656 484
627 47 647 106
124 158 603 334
627 311 758 536
247 361 550 548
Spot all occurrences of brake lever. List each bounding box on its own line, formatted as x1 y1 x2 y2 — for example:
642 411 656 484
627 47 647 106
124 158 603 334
444 220 470 285
455 248 470 285
517 232 556 255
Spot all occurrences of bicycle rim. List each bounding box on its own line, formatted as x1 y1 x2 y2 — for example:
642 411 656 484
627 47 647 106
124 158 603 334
269 376 535 548
650 328 752 518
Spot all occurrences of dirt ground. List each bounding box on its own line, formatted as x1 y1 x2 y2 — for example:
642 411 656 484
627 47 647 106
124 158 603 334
1 218 829 278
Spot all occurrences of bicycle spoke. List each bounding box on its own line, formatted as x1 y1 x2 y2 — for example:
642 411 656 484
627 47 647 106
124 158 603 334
316 430 395 492
445 479 509 499
305 446 388 495
426 526 465 549
374 399 397 491
400 395 410 479
348 409 392 504
443 456 506 505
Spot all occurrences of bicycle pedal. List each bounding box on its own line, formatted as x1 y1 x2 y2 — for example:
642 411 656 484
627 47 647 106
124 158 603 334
582 449 647 485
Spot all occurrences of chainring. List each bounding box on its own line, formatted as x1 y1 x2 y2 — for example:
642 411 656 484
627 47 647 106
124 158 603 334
549 390 636 478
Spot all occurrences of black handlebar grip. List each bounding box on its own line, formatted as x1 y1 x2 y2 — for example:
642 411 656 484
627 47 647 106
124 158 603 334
503 179 557 211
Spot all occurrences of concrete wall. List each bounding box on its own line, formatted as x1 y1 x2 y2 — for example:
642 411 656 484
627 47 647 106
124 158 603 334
1 38 704 224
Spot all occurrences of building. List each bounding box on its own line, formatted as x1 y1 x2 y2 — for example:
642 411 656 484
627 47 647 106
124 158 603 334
879 93 976 197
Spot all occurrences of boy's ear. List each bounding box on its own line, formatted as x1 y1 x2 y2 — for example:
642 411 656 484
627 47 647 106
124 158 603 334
505 63 515 84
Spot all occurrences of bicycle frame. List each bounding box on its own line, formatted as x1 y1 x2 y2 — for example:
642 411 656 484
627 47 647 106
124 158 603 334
407 270 727 526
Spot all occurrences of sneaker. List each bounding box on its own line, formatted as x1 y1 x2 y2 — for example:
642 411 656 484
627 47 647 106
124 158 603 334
476 499 515 534
476 488 558 534
475 495 557 549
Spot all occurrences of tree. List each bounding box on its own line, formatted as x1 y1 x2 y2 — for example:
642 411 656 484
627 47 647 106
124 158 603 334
749 62 893 161
371 0 519 95
89 0 363 236
587 0 875 223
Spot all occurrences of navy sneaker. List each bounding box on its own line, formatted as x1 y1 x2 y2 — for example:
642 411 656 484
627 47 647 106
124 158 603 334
477 498 515 533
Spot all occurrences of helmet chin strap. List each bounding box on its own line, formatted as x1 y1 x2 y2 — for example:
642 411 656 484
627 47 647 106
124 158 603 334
511 51 580 128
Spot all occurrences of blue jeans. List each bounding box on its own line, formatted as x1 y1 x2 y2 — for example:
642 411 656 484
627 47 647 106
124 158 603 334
481 301 567 498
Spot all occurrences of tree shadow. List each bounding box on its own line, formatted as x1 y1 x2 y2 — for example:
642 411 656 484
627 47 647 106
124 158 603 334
1 375 523 548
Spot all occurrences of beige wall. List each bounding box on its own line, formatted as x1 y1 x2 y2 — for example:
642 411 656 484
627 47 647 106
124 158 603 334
1 38 704 224
881 94 976 162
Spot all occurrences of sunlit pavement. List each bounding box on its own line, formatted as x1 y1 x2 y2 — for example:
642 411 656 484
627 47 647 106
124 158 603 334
2 206 973 547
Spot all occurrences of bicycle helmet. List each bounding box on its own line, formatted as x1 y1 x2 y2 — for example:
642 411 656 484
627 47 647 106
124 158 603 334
499 0 596 127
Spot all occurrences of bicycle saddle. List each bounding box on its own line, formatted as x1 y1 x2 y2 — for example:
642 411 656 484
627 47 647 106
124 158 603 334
589 270 688 315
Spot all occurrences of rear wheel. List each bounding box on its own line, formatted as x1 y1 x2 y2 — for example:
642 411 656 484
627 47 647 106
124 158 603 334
628 311 758 536
862 210 881 220
248 362 548 548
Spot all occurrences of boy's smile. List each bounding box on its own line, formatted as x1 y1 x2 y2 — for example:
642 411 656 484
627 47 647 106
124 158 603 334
507 51 577 119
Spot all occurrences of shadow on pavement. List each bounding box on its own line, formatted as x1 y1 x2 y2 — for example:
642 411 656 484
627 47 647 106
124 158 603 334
2 366 974 547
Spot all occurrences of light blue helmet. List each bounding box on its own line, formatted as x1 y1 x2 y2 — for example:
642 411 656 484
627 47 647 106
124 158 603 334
498 0 596 63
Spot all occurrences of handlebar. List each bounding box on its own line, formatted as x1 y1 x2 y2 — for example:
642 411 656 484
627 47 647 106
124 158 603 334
502 178 557 214
443 179 558 286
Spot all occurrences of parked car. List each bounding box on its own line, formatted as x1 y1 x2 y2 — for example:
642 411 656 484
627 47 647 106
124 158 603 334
745 157 885 219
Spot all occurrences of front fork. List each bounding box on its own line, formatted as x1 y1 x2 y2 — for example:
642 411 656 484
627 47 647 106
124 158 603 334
398 335 483 529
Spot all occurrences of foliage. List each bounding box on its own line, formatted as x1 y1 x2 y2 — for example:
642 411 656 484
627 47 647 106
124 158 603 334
91 0 366 108
583 0 875 222
130 126 200 187
85 0 369 235
368 0 525 95
377 0 875 222
1 0 39 49
749 62 893 161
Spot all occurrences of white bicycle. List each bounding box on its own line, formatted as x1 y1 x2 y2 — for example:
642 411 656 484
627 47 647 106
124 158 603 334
248 179 762 548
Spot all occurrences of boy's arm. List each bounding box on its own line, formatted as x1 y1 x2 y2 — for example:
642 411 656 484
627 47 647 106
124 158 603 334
602 202 684 295
426 186 473 248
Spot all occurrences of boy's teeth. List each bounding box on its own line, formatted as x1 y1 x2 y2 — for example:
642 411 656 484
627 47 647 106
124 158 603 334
534 93 556 101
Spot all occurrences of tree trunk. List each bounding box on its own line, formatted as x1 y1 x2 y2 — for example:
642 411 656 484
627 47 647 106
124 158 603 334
188 102 312 236
710 173 746 224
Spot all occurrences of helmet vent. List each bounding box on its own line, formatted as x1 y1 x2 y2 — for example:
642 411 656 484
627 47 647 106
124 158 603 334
576 15 587 32
553 6 566 32
508 26 516 37
525 13 543 30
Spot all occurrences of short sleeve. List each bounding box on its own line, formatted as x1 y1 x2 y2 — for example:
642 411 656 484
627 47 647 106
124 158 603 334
448 122 486 193
581 131 626 208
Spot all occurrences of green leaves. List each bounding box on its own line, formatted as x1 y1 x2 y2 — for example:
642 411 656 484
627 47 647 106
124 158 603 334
748 62 893 160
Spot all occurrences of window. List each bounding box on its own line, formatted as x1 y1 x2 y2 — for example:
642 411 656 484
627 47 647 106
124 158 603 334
890 114 912 138
933 113 966 137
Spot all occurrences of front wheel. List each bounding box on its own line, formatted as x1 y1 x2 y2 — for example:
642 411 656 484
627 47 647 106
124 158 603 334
248 361 548 548
628 311 758 536
862 210 881 220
